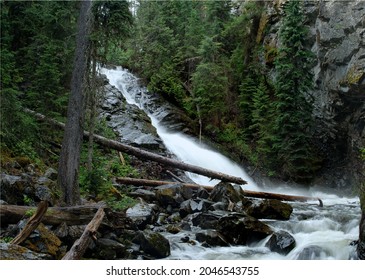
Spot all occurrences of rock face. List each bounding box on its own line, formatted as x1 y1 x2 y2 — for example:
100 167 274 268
262 0 365 188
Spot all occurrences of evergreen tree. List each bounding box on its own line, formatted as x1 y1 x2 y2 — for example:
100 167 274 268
273 0 320 182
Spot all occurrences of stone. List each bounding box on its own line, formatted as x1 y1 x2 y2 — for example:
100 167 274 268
22 223 62 258
0 173 33 205
245 199 293 220
133 230 170 259
191 211 225 229
126 203 158 230
265 230 296 255
93 238 128 260
217 213 273 245
155 184 188 208
209 182 245 203
0 243 52 260
195 230 229 247
43 168 58 180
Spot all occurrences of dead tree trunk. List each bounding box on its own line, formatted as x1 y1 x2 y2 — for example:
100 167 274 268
116 177 323 206
62 207 105 260
24 109 247 185
10 201 48 245
0 203 106 226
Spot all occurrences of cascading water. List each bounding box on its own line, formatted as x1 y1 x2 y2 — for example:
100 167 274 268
100 66 360 260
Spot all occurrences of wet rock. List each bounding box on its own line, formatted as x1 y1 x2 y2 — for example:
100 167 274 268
179 199 213 218
191 211 225 229
133 230 170 259
155 184 192 208
245 199 293 220
126 203 158 230
196 187 210 199
92 238 128 260
166 225 181 234
0 243 52 260
295 245 327 260
217 213 273 245
265 230 296 255
195 230 229 247
209 182 245 203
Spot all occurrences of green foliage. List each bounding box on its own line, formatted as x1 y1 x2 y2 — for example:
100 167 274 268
272 0 320 182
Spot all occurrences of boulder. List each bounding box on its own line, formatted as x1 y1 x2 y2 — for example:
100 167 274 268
209 182 246 203
155 184 192 208
195 230 229 247
0 243 52 260
217 213 273 245
133 230 170 259
245 199 293 220
0 173 34 205
265 230 296 255
191 211 225 229
126 203 158 230
179 199 213 218
92 238 128 260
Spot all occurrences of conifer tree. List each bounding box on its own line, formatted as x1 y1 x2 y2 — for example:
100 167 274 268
273 0 320 182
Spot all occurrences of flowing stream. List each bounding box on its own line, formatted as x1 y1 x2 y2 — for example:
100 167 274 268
100 66 360 260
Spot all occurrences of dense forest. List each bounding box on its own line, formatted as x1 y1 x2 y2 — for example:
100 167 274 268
0 0 364 260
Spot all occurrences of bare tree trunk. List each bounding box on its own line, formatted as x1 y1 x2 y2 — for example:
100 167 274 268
62 207 105 260
10 201 48 245
57 0 92 206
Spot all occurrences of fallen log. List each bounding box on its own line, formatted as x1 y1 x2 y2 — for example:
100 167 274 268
0 203 107 226
241 190 323 207
116 177 323 206
24 108 247 185
116 176 213 190
10 201 48 245
62 207 105 260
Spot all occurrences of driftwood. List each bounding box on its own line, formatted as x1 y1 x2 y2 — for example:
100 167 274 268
116 177 323 206
10 201 48 245
24 108 247 185
62 207 105 260
0 203 107 226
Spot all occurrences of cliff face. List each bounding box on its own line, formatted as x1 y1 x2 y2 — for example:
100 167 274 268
261 0 365 189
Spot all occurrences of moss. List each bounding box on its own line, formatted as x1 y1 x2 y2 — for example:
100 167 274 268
342 66 365 86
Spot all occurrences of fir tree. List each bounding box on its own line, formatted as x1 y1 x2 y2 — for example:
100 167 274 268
273 0 320 182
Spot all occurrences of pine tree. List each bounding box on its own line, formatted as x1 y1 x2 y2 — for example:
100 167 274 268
273 0 320 182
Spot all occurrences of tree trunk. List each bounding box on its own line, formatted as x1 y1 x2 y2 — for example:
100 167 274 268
10 201 48 245
62 207 105 260
0 203 107 227
57 0 92 206
116 177 323 206
25 109 248 185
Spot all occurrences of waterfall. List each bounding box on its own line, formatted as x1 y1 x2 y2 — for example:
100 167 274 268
100 66 360 260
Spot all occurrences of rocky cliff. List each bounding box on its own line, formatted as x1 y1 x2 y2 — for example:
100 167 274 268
260 0 365 189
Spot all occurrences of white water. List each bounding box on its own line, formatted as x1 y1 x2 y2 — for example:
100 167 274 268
101 66 361 260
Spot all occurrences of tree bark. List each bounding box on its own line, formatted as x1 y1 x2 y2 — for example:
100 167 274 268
62 207 105 260
116 177 213 190
0 203 107 227
10 201 48 245
116 177 323 206
24 109 248 185
57 0 92 206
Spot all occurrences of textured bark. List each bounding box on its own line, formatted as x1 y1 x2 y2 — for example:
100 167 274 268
0 203 106 226
10 201 48 245
62 207 105 260
57 0 92 205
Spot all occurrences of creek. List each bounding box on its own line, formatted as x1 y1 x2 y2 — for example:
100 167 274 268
100 66 360 260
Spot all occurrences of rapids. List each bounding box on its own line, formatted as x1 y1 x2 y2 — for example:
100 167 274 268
100 66 360 260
